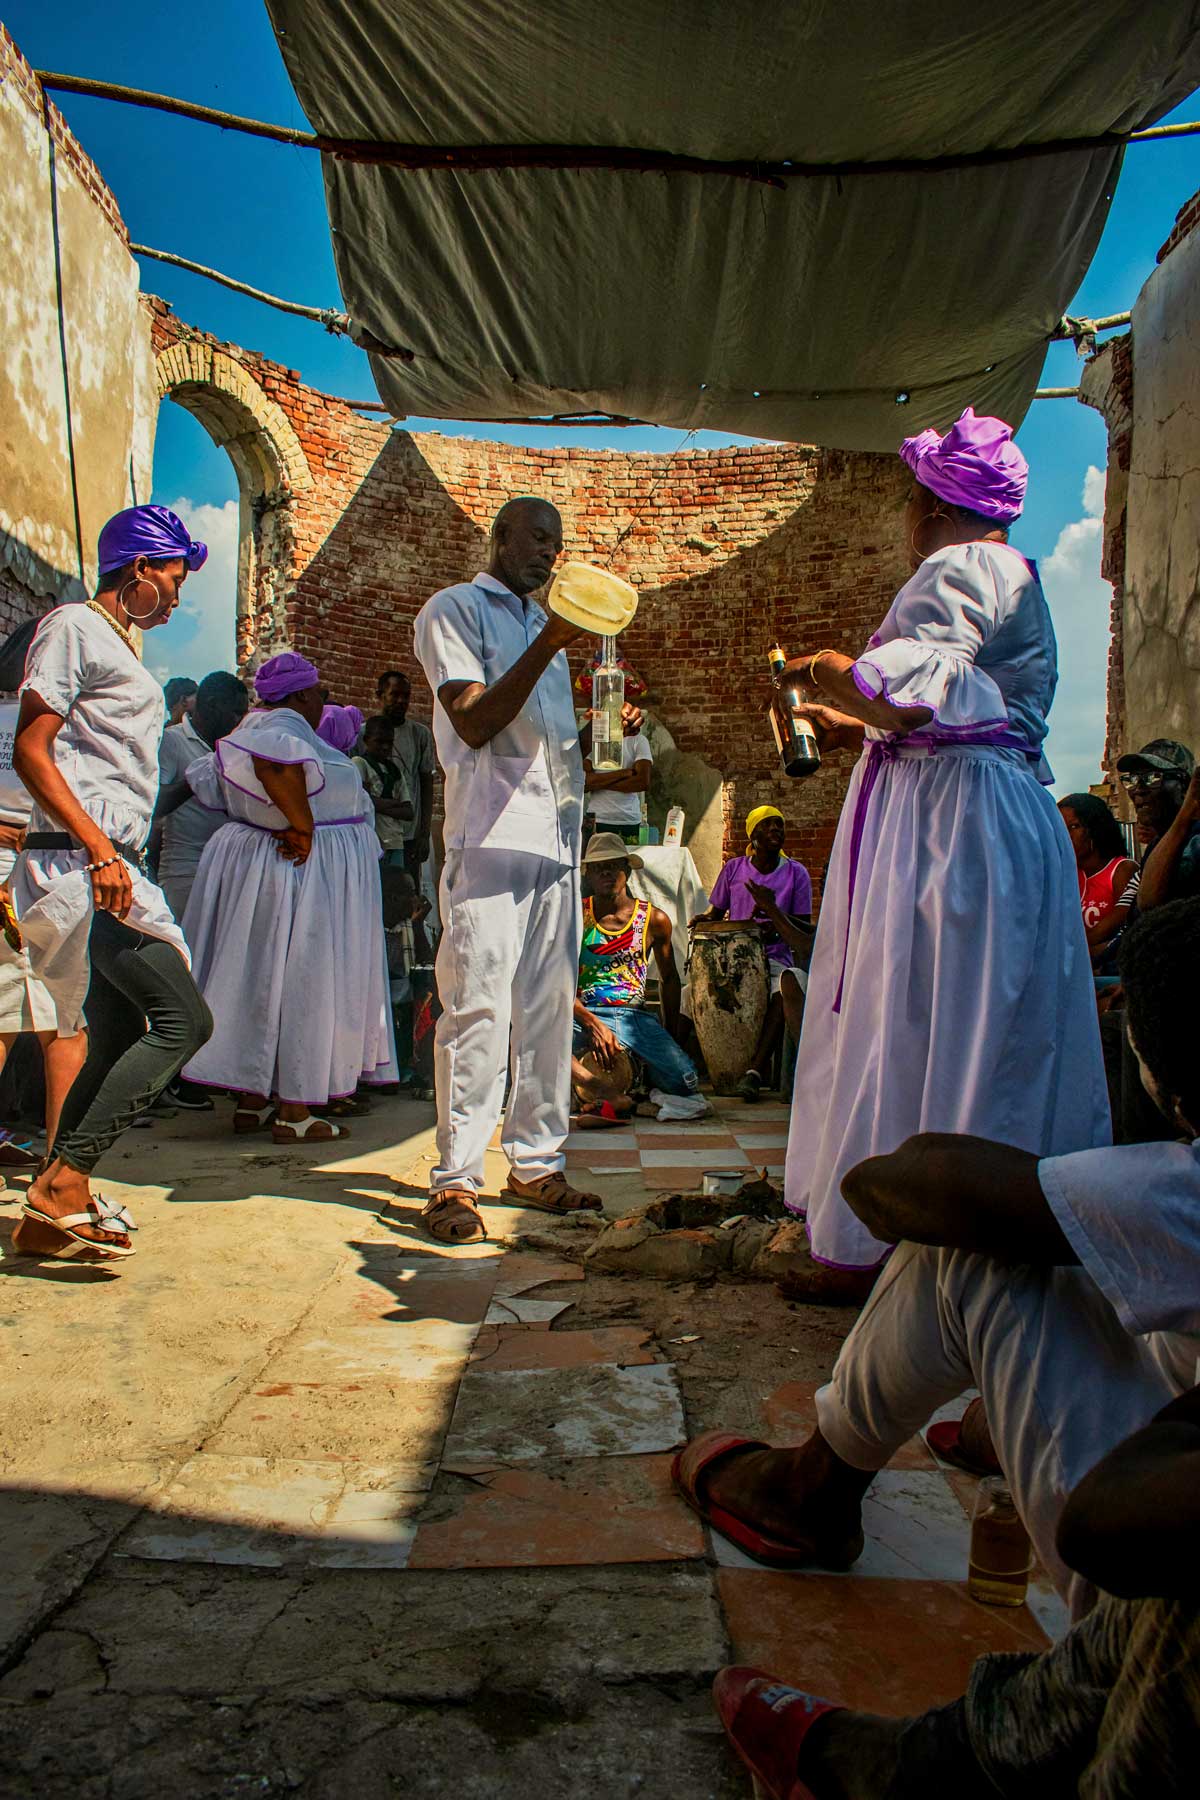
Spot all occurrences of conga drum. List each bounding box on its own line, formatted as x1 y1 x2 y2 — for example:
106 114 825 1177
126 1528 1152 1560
687 921 769 1095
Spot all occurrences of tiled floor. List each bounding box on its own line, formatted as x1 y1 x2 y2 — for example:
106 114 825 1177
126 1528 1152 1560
91 1097 1067 1733
563 1096 789 1199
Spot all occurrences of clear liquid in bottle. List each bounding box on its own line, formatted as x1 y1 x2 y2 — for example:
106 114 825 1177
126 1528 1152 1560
968 1478 1032 1608
591 636 625 773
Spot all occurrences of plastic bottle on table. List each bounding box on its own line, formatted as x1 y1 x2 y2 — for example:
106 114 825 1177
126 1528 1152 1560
664 806 685 846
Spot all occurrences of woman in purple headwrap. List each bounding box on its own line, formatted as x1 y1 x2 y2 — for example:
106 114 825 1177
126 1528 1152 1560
179 652 396 1137
775 409 1109 1275
10 505 214 1262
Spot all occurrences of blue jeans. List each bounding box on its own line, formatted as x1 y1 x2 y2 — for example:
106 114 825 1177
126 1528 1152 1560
574 1005 700 1096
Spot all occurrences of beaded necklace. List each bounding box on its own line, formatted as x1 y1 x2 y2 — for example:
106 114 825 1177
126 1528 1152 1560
85 600 141 660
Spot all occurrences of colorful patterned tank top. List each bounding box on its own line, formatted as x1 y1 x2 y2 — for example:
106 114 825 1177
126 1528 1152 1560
578 897 651 1008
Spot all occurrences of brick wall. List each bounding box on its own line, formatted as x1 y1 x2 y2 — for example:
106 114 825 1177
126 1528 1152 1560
1156 185 1200 265
150 304 910 887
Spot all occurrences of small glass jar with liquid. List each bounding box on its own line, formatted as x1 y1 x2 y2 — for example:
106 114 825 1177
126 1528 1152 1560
968 1477 1033 1607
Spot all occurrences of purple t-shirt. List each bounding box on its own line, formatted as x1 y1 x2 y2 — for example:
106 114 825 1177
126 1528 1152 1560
709 854 812 967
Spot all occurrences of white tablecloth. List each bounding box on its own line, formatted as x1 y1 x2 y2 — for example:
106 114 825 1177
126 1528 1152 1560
628 845 708 978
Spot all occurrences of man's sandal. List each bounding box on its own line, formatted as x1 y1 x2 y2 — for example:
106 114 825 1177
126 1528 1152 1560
271 1115 349 1143
713 1667 843 1800
502 1172 602 1214
233 1104 276 1134
15 1195 137 1260
421 1190 487 1244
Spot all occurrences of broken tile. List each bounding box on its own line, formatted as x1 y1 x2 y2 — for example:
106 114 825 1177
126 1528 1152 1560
409 1453 703 1568
763 1382 937 1471
717 1571 1049 1711
442 1362 687 1470
484 1294 574 1327
493 1255 585 1296
469 1325 657 1373
121 1455 427 1569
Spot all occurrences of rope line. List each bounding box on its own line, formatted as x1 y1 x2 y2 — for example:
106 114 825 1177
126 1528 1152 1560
37 69 1200 186
44 100 85 586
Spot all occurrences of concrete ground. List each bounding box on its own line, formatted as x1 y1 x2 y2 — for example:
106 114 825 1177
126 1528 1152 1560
0 1095 1063 1797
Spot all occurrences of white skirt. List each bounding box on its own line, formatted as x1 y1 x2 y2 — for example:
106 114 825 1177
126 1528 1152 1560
182 819 398 1103
786 744 1112 1269
0 847 58 1033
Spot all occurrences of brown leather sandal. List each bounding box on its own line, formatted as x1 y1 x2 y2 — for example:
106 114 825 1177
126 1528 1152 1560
502 1172 603 1214
421 1189 487 1244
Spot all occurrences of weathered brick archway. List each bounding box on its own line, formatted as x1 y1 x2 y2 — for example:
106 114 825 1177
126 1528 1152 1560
153 330 314 667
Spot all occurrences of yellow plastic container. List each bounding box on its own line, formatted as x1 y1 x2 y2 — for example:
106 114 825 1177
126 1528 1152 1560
545 561 638 635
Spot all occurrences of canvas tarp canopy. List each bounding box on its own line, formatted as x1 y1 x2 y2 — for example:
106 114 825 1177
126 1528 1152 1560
266 0 1200 449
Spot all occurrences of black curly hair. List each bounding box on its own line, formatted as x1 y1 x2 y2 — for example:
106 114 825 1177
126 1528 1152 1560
1119 897 1200 1132
1058 792 1127 862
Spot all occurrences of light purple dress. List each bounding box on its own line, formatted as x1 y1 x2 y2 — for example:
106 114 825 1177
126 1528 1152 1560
786 539 1111 1269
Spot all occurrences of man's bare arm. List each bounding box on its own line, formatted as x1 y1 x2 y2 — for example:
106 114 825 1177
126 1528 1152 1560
438 616 579 749
840 1133 1078 1264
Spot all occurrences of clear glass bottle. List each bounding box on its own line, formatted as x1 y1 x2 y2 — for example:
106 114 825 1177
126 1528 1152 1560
968 1477 1033 1608
766 643 820 778
591 635 625 773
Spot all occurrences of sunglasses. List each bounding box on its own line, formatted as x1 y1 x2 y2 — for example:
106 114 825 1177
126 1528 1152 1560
1118 770 1176 790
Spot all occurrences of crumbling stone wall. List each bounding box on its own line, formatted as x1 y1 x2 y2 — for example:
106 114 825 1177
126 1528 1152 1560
1085 186 1200 778
0 26 156 624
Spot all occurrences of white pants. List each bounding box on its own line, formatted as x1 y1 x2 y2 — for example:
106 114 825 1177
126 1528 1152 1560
814 1242 1187 1619
433 848 580 1193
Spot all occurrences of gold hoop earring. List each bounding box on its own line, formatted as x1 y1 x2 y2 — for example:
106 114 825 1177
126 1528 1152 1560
910 513 942 561
119 577 160 624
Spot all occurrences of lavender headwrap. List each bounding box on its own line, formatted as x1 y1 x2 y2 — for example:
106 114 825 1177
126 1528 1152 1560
255 652 321 703
899 407 1028 524
97 505 208 576
317 704 365 754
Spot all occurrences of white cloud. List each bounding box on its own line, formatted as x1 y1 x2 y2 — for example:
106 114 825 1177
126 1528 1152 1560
144 497 239 684
1041 465 1112 797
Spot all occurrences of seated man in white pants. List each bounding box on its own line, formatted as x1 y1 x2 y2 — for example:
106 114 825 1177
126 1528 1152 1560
413 496 635 1244
673 897 1200 1621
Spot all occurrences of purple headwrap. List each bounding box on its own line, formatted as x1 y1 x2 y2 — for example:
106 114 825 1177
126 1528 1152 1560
899 407 1027 524
255 652 321 704
317 703 365 755
97 505 209 576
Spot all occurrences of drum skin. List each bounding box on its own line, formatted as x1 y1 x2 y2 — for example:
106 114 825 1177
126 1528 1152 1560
577 1044 636 1099
688 922 768 1094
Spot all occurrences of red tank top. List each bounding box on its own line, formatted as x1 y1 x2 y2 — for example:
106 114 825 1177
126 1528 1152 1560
1079 857 1126 930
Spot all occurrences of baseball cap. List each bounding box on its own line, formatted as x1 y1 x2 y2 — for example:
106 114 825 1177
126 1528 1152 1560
1115 739 1195 778
581 831 644 869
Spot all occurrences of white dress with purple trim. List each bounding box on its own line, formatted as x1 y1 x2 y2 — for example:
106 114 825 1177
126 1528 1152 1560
786 539 1110 1270
180 707 397 1103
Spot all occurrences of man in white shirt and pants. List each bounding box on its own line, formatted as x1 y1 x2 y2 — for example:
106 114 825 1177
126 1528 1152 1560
414 497 620 1244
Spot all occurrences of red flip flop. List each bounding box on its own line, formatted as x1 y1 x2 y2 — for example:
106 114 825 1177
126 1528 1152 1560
713 1666 843 1800
671 1430 862 1570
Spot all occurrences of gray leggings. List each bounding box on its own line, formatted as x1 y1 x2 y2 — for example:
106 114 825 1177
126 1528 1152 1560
53 911 213 1174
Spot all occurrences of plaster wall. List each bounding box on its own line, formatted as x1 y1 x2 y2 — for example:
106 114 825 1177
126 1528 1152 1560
1119 210 1200 754
0 28 156 621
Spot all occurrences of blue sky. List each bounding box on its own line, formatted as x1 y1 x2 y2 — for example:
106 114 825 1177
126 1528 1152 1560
13 2 1200 790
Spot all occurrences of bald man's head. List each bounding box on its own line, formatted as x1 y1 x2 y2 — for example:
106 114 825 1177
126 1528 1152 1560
487 497 563 598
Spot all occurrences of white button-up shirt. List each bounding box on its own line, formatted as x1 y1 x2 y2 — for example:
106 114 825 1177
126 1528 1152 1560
414 571 584 866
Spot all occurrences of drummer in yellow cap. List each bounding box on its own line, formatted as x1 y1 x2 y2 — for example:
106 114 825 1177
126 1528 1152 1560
691 806 814 1099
